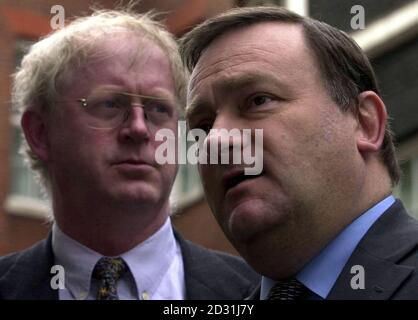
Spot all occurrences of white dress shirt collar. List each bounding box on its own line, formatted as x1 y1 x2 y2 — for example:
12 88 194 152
52 217 183 300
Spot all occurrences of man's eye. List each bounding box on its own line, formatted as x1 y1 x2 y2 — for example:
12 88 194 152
98 98 122 109
104 100 118 108
250 95 273 108
148 102 170 114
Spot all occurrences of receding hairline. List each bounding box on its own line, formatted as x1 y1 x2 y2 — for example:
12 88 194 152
194 20 306 62
183 19 325 93
180 7 304 72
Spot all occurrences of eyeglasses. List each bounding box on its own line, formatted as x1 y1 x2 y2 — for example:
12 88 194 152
70 90 177 130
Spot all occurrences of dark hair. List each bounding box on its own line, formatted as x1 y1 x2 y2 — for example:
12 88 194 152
179 6 400 185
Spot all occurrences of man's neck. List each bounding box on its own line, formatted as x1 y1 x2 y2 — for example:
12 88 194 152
53 199 170 256
249 168 393 280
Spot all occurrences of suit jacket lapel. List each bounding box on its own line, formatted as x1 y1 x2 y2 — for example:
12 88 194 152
0 233 58 300
174 230 228 299
173 229 257 299
328 200 418 300
327 246 414 299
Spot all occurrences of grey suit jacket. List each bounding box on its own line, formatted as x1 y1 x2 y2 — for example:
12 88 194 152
0 229 260 300
247 200 418 300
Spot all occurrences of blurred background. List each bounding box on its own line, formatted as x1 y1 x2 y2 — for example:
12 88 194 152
0 0 417 256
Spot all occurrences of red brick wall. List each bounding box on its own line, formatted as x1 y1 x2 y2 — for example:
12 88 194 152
0 5 13 254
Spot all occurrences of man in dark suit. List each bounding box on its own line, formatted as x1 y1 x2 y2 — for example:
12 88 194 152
180 6 418 299
0 230 258 300
0 8 259 300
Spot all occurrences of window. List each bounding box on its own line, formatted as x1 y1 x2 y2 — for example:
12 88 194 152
4 39 50 218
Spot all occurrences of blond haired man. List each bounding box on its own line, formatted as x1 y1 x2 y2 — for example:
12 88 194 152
0 9 258 300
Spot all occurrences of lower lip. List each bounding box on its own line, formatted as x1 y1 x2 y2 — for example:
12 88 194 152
114 163 154 172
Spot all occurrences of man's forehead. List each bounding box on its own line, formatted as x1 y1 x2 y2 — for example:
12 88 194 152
199 21 306 63
188 22 316 95
58 35 174 99
93 33 167 65
190 22 312 84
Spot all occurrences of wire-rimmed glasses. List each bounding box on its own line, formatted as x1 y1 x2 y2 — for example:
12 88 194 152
70 90 177 130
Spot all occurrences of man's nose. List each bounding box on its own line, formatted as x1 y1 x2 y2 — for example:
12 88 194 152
203 114 244 164
118 105 150 142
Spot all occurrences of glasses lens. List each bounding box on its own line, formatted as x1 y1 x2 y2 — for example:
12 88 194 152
83 92 129 129
142 99 174 125
80 91 176 129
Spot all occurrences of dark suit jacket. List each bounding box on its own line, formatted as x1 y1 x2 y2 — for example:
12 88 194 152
0 230 260 300
248 200 418 300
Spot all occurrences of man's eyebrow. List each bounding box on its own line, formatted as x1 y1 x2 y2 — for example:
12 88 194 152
186 72 288 119
89 86 176 102
186 95 210 121
120 91 175 102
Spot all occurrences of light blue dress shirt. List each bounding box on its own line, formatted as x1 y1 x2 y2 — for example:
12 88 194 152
261 195 396 299
52 217 185 300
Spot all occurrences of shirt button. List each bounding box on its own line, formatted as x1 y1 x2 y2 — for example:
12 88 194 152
142 291 150 300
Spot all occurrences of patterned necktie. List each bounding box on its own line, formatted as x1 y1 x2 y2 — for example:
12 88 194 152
93 257 128 300
267 278 309 300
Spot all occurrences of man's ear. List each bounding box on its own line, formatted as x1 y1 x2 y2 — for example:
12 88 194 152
21 109 50 162
356 91 387 154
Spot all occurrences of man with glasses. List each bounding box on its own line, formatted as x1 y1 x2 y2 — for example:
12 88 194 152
0 9 259 300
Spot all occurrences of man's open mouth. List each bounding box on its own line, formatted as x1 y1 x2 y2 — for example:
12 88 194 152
222 169 263 192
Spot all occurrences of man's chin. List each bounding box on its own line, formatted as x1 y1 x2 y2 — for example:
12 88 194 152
223 199 273 244
110 185 165 208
